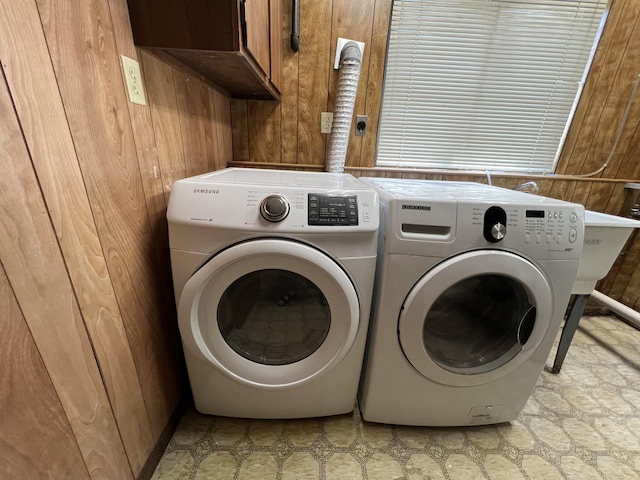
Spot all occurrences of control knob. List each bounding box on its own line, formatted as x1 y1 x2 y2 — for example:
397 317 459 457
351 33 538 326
260 194 290 222
483 206 507 243
491 223 506 241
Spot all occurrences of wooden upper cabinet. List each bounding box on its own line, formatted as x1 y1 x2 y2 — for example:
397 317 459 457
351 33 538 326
127 0 282 100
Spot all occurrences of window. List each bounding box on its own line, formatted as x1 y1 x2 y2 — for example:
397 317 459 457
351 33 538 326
376 0 609 174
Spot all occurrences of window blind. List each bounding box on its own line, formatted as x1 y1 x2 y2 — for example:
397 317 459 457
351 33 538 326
376 0 609 174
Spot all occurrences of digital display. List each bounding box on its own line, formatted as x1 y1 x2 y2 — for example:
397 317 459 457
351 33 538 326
526 210 545 218
308 194 358 226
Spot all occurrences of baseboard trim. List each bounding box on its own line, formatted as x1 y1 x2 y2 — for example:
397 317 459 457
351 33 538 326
137 395 189 480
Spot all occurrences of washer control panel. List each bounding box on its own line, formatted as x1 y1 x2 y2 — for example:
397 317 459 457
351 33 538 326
524 208 580 246
308 193 359 226
464 203 584 260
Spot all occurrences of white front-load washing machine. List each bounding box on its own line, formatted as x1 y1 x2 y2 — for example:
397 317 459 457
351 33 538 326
167 168 379 418
358 178 584 426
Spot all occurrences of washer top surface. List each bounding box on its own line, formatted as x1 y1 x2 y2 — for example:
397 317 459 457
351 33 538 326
361 177 584 261
361 177 573 206
193 168 369 190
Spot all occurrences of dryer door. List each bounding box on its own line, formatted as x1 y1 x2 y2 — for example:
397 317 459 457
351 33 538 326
398 250 553 387
178 239 360 390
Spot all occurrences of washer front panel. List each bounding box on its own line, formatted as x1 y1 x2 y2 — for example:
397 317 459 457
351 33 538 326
178 239 360 390
399 250 553 387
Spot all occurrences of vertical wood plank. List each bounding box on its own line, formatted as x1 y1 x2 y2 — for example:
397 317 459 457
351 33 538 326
608 233 640 302
555 0 628 174
201 81 218 171
141 50 187 200
174 70 210 176
570 182 593 207
231 99 251 160
558 0 640 176
535 179 555 197
0 1 156 475
614 103 640 179
328 0 376 168
584 183 614 211
208 90 224 171
36 0 183 441
0 73 132 479
107 5 178 370
248 100 282 162
214 90 234 167
548 180 578 202
361 0 392 168
280 0 298 164
603 182 628 215
298 0 332 165
0 262 90 479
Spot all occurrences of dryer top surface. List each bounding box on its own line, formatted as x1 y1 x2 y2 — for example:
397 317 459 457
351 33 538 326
187 168 369 191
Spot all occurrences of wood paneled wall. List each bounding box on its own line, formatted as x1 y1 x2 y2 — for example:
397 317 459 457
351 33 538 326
0 0 231 478
231 0 640 312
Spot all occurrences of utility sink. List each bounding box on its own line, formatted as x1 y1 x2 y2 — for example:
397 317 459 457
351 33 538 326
572 210 640 294
553 209 640 374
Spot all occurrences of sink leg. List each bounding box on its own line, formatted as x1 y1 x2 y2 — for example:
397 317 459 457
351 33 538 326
551 294 590 374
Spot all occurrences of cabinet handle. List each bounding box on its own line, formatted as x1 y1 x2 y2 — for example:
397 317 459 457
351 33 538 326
291 0 300 52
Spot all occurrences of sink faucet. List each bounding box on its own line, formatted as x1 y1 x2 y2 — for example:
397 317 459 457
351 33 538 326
513 181 538 193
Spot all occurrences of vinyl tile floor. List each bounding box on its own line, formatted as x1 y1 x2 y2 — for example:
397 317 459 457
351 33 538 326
152 315 640 479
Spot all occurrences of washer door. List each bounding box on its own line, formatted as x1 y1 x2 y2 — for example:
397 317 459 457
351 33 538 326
398 250 553 387
178 239 360 390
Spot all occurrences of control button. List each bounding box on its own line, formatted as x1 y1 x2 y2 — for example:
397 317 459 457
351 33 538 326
559 212 564 219
569 228 577 243
556 234 562 244
260 195 290 222
536 233 541 244
363 211 370 222
570 213 577 223
525 233 531 243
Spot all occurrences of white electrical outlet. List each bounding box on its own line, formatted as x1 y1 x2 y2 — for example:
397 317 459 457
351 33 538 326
321 112 333 134
121 55 146 105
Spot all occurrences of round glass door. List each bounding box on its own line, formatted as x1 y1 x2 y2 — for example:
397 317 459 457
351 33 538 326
218 269 331 366
399 250 553 387
178 239 360 390
423 274 536 374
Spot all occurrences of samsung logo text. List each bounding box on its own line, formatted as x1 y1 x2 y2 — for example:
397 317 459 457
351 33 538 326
193 188 220 194
402 204 431 211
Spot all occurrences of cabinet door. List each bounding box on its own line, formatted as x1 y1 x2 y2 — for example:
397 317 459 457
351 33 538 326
269 0 283 90
244 0 271 77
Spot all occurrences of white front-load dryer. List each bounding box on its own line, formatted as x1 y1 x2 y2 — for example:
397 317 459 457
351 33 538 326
358 178 584 426
167 168 379 418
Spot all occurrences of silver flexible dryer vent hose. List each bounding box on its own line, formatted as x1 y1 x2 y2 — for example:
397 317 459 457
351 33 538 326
326 42 362 173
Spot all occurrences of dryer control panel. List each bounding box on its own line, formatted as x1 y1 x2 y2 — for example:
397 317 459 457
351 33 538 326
308 194 359 226
166 169 379 236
